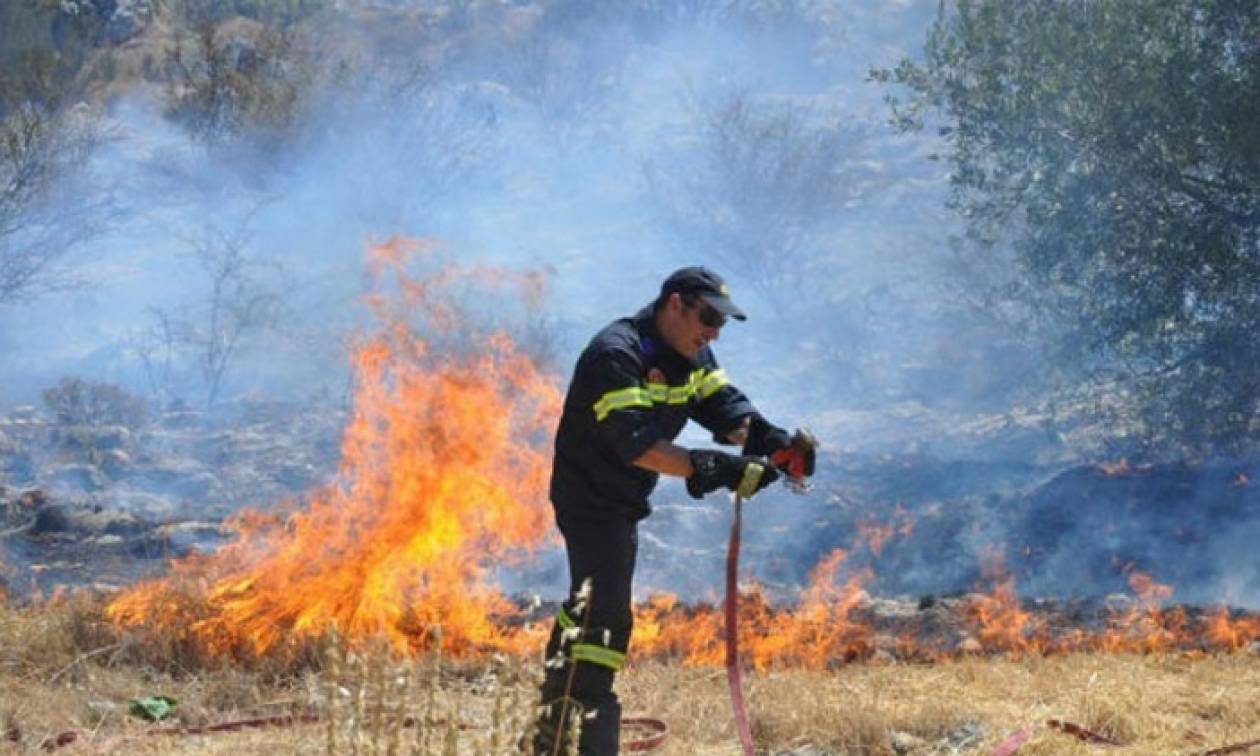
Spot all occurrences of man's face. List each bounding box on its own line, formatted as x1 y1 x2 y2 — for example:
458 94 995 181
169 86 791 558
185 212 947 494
661 292 726 359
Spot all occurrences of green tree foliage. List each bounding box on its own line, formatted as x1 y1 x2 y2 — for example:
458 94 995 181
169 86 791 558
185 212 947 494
877 0 1260 453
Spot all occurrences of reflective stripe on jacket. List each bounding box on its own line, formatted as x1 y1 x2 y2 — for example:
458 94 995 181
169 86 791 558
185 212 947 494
550 305 756 521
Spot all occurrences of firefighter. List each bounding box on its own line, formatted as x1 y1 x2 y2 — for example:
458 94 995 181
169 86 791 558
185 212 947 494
532 266 816 755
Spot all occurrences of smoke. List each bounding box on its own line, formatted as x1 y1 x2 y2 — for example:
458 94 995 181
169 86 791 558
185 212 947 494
3 1 1252 611
3 2 952 411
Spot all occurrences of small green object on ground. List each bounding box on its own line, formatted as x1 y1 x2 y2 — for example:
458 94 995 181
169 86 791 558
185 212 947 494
128 696 177 722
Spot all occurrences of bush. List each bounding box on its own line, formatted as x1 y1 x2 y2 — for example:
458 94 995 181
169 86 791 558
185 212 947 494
41 377 150 429
182 0 330 26
162 4 317 147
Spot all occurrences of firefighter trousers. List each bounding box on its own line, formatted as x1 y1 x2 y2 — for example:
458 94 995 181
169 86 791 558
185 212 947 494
533 511 638 756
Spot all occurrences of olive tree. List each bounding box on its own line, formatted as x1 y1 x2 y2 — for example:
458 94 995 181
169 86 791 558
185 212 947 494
876 0 1260 453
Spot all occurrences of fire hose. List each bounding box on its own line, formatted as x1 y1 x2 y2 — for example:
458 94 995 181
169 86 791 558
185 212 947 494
41 712 670 752
725 431 817 755
991 719 1260 755
726 482 757 756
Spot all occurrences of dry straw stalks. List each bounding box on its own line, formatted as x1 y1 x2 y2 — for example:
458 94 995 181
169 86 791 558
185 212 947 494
0 591 552 755
531 577 593 756
5 591 1258 754
320 626 539 756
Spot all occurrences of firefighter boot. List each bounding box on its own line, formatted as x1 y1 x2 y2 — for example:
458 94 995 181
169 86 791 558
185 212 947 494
530 689 620 755
577 695 620 755
531 655 622 755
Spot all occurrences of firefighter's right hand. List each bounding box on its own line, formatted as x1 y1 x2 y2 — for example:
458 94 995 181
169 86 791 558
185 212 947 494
686 449 780 499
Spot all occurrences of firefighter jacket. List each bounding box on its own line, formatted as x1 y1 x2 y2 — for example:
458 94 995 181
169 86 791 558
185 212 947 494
550 304 757 521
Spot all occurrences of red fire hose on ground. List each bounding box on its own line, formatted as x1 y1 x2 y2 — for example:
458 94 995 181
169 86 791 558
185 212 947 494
42 711 670 752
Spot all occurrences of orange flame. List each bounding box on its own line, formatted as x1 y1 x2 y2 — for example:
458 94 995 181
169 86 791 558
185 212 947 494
961 560 1260 657
968 576 1048 656
107 240 561 657
1205 608 1260 650
101 240 1260 665
1099 569 1183 653
633 548 874 669
855 504 914 556
965 547 1048 656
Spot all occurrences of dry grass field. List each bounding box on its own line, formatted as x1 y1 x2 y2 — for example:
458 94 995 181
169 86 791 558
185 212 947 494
2 595 1259 755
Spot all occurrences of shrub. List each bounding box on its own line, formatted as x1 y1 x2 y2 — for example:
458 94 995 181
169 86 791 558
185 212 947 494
41 377 150 429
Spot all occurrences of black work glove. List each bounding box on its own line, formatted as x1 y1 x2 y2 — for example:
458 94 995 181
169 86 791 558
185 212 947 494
686 449 780 500
742 414 792 457
743 415 816 479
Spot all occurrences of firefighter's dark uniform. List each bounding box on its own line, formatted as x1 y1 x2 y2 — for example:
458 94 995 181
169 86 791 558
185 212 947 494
535 304 757 755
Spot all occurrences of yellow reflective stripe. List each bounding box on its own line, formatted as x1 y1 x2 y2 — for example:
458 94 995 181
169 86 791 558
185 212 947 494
649 370 713 403
593 386 652 421
557 607 576 630
696 368 729 399
592 369 728 421
645 383 669 402
570 643 625 670
645 382 692 404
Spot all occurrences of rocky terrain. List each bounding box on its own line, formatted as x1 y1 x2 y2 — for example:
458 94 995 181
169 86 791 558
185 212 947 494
0 394 345 596
4 381 1256 623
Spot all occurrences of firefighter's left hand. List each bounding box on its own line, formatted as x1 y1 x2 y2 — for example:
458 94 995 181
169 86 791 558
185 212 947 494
744 416 815 479
771 428 816 480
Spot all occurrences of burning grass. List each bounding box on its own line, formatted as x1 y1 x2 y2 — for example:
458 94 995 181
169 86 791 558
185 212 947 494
95 242 1260 670
8 244 1259 752
2 594 1260 754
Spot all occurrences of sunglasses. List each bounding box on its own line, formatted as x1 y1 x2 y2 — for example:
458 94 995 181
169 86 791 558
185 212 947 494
684 295 727 328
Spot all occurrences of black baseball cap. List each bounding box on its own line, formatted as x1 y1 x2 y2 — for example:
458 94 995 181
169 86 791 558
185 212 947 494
660 266 747 322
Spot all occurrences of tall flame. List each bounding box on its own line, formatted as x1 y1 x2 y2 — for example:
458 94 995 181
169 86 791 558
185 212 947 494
107 240 560 657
